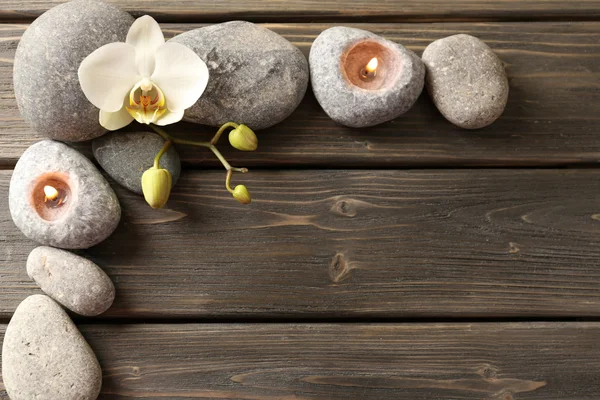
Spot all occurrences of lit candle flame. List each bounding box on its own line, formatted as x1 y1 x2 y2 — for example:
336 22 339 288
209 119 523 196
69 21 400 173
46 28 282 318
44 185 59 202
365 57 378 74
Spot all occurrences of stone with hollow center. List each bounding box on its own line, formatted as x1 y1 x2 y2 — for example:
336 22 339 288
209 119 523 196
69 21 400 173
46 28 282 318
309 26 425 128
9 140 121 249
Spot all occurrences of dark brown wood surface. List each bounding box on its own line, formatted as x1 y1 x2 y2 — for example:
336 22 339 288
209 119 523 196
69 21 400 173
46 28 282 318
2 1 600 399
1 322 599 399
1 22 600 168
1 169 599 319
3 0 600 22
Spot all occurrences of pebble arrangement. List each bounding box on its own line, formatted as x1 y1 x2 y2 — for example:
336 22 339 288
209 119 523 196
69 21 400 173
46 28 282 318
3 0 509 398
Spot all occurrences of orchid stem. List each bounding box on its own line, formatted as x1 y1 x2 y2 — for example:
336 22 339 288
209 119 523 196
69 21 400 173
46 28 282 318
225 170 234 193
153 140 172 169
212 122 239 145
150 124 248 174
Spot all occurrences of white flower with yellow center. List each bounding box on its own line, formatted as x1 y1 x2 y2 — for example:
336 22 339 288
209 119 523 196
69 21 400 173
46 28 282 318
78 15 208 130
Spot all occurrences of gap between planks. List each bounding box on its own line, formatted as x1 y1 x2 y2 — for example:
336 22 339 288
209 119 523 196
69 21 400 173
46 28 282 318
3 0 600 23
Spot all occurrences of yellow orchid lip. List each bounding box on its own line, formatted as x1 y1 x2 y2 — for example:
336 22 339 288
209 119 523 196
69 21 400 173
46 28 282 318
126 80 167 124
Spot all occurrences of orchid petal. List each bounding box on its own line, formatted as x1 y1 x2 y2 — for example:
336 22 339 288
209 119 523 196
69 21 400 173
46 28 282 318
154 109 184 126
151 42 209 112
100 107 134 131
126 15 164 77
78 42 139 112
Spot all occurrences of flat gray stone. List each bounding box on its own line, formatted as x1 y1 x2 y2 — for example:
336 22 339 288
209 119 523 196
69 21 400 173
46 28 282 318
422 34 509 129
309 26 425 128
170 21 309 130
93 131 181 195
9 140 121 249
14 0 134 141
2 295 102 400
27 246 115 316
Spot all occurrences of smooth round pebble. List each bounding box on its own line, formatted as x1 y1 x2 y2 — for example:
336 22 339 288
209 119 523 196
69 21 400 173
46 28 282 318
422 34 509 129
9 140 121 249
310 26 425 128
170 21 309 130
2 295 102 400
27 246 115 316
93 131 181 194
13 0 134 141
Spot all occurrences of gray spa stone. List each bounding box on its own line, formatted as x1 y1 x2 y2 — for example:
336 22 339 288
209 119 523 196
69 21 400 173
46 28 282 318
309 26 425 128
2 295 102 400
9 140 121 249
13 0 134 141
170 21 309 130
27 246 115 316
93 131 181 194
422 34 509 129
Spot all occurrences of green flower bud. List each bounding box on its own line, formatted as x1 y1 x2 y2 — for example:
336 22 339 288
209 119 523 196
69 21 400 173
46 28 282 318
232 185 251 204
141 167 172 209
228 124 258 151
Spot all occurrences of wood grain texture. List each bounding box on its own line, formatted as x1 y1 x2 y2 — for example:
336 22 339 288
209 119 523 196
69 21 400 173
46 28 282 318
1 322 599 399
1 22 599 168
2 0 600 22
1 169 599 319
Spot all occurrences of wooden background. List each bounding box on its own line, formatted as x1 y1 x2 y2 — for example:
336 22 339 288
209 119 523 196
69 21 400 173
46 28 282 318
1 1 600 399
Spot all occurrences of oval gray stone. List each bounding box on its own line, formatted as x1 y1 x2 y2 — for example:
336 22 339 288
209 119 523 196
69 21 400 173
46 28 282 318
27 246 115 316
93 131 181 195
2 295 102 400
9 140 121 249
170 21 309 130
421 34 509 129
309 26 425 128
14 0 134 141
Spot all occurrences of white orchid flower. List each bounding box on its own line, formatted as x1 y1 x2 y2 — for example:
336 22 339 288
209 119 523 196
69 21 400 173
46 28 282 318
78 15 208 130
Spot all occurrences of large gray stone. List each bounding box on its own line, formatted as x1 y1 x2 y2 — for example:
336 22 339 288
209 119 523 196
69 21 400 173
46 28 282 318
422 34 509 129
13 0 134 141
9 140 121 249
93 131 181 194
309 26 425 128
2 295 102 400
170 21 309 130
27 246 115 316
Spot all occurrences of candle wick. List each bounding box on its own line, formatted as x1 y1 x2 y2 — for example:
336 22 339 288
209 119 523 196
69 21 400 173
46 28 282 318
360 68 377 80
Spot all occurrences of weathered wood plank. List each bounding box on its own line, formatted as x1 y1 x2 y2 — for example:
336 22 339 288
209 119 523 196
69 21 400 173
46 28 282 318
1 22 599 168
1 169 599 319
1 322 599 399
2 0 600 22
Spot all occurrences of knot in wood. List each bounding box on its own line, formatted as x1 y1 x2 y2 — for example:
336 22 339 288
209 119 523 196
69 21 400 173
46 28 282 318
329 253 351 283
330 199 357 218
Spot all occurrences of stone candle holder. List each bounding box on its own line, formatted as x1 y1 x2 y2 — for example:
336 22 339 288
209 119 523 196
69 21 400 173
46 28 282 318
9 140 121 249
309 27 425 128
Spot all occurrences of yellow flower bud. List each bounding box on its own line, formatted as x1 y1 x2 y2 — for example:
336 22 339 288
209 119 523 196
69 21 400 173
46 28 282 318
232 185 251 204
141 167 172 209
228 124 258 151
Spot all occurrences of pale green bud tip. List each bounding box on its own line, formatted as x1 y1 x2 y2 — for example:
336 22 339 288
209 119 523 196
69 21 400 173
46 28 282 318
232 185 251 204
141 167 172 209
229 124 258 151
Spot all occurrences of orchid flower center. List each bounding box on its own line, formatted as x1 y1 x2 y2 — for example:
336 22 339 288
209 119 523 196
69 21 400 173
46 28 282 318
126 78 167 124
